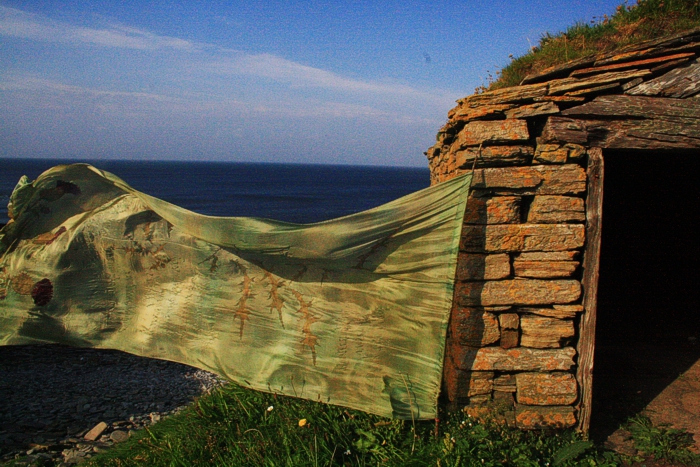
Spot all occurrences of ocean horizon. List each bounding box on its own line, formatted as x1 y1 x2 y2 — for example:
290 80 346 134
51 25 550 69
0 158 430 225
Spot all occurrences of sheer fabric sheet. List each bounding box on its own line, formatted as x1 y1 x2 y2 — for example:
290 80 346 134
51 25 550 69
0 164 470 419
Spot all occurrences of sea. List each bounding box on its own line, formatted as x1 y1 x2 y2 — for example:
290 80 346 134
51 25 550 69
0 159 430 226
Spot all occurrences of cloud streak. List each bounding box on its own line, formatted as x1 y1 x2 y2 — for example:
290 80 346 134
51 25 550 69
0 5 453 165
0 6 196 50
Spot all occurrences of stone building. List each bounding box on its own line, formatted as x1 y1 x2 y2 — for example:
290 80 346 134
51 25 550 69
427 27 700 432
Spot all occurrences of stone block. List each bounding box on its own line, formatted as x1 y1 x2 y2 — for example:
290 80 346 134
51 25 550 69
460 224 585 253
451 103 515 121
450 307 501 346
455 279 581 306
499 313 520 330
469 164 586 195
463 196 521 224
494 374 517 392
443 359 495 401
527 196 585 223
448 345 577 371
455 120 530 147
516 372 578 405
457 82 548 106
516 251 579 261
520 316 575 348
513 260 579 278
505 101 560 119
84 422 108 441
500 329 519 348
517 306 582 319
534 145 569 164
454 145 533 168
515 405 576 429
455 253 511 281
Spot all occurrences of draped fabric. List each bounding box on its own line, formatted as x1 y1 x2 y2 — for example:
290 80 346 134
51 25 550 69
0 164 470 419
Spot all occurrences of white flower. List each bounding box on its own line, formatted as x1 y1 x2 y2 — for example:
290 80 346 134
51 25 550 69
266 405 274 412
344 449 351 455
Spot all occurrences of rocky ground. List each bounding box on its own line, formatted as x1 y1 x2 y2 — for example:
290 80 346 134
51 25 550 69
0 344 227 466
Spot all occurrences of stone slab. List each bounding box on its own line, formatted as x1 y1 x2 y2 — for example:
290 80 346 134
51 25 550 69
448 345 577 372
455 253 511 281
527 195 585 223
456 279 582 306
515 405 576 429
513 260 579 278
460 224 585 253
520 316 576 348
455 120 530 147
469 164 587 195
516 372 578 405
450 307 500 346
463 196 521 225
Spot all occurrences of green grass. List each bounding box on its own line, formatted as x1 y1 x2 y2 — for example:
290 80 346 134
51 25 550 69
486 0 700 90
77 383 624 467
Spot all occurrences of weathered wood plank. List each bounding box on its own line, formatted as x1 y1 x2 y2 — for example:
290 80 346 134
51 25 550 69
585 118 700 149
569 52 696 77
561 94 700 119
576 147 603 434
625 59 700 97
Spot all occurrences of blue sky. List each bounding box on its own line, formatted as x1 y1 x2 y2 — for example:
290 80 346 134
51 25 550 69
1 1 627 167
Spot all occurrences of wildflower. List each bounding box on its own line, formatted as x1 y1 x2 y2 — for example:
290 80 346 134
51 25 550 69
298 418 307 427
344 449 351 455
266 405 274 412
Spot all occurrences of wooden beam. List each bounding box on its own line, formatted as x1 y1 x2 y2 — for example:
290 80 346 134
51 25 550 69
576 147 604 434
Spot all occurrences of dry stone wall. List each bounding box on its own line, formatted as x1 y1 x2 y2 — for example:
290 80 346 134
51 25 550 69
427 26 700 430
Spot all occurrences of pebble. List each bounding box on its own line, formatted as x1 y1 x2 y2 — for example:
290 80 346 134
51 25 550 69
0 344 226 465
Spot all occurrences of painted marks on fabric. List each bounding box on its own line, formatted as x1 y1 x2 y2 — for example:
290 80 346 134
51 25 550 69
39 180 82 202
10 272 34 295
31 278 53 306
233 262 254 339
32 226 67 245
264 270 286 328
122 211 172 272
292 289 319 366
2 271 53 306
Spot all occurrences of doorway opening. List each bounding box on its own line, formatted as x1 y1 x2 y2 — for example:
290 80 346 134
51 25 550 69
591 149 700 439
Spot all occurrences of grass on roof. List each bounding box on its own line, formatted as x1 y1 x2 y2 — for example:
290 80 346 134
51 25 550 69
487 0 700 91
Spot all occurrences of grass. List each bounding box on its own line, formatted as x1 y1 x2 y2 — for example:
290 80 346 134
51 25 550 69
485 0 700 91
60 382 700 467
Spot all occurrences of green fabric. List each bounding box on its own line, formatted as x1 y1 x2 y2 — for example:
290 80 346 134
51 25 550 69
0 164 471 419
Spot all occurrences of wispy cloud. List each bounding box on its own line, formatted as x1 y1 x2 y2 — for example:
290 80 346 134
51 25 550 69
0 6 197 51
209 53 443 99
0 5 451 165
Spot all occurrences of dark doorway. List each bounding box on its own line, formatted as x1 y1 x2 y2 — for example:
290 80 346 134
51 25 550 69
591 149 700 440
